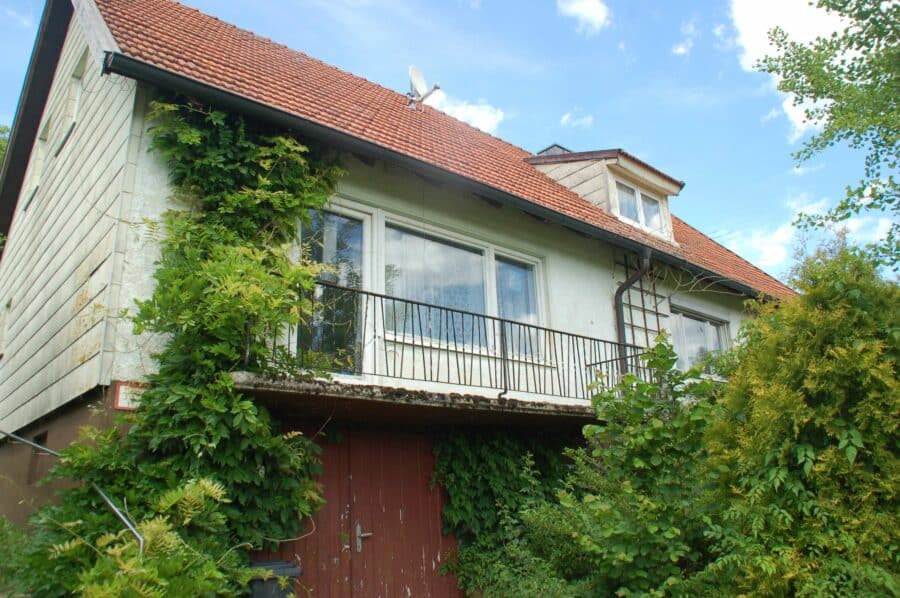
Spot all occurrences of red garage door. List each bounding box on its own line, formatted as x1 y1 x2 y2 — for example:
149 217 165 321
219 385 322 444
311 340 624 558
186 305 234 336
268 428 460 597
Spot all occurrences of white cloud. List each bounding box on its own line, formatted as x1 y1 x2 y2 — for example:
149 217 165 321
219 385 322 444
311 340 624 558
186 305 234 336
672 18 699 57
557 0 611 35
719 193 830 274
2 4 34 29
425 89 505 134
843 215 893 245
760 107 781 122
712 22 736 50
790 163 824 176
730 0 845 142
560 110 594 128
672 39 694 56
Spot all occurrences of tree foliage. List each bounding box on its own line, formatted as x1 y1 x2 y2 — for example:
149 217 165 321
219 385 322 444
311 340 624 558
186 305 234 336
443 246 899 596
11 98 344 595
0 124 9 166
691 244 899 595
63 479 257 597
759 0 899 266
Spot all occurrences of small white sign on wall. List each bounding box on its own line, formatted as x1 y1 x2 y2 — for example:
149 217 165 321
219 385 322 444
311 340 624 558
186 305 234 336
113 381 146 410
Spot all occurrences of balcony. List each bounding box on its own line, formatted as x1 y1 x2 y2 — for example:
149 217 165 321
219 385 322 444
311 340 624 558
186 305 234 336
250 282 650 407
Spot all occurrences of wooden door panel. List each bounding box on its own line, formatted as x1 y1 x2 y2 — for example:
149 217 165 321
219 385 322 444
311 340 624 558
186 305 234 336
269 435 353 598
349 430 459 598
284 428 460 597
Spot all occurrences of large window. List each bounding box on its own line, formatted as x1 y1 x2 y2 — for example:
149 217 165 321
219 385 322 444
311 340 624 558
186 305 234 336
385 225 485 314
616 182 664 233
300 208 542 362
670 309 728 370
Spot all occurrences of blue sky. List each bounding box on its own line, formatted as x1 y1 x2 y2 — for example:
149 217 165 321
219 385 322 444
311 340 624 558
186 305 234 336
0 0 887 280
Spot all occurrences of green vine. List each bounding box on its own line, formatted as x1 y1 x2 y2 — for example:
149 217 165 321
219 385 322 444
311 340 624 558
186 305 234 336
433 431 569 542
10 97 345 596
432 430 572 594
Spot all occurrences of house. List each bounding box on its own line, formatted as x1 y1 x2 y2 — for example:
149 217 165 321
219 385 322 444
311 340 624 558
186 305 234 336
0 0 794 595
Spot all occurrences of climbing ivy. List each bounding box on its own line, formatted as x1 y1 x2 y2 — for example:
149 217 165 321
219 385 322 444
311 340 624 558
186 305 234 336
10 97 344 596
433 430 570 542
432 429 573 595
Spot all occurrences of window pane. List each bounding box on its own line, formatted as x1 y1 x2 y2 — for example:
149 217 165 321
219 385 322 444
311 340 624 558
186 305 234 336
707 322 724 353
496 258 537 324
617 183 639 221
680 314 709 367
641 195 662 231
303 210 363 288
385 226 486 346
301 211 364 372
385 226 485 313
671 310 728 370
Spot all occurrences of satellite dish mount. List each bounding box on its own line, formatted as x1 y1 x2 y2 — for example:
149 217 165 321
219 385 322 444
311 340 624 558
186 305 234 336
407 65 440 110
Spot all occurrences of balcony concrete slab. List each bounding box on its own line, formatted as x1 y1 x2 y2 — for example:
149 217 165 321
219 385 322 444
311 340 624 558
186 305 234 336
231 372 596 427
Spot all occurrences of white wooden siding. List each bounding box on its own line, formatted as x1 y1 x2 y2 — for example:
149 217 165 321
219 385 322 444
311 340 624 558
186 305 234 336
0 18 137 433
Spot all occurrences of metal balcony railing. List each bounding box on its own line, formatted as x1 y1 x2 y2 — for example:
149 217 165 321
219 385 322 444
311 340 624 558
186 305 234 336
265 281 651 401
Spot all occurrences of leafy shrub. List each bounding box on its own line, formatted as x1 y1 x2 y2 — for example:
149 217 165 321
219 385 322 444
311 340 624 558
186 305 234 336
689 246 900 595
516 340 721 596
0 516 25 594
65 479 255 597
442 245 899 597
12 98 343 595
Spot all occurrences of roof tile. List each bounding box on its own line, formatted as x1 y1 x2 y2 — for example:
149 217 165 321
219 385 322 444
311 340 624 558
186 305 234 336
94 0 794 299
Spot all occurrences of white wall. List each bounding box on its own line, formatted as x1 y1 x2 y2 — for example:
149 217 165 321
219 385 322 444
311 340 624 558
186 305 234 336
59 93 752 406
0 18 139 433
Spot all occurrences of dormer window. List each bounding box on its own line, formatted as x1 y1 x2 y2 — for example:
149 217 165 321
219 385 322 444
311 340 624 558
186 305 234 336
528 147 682 243
615 182 663 233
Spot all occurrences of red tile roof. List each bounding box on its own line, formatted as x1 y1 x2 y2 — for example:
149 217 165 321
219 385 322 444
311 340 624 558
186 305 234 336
93 0 794 299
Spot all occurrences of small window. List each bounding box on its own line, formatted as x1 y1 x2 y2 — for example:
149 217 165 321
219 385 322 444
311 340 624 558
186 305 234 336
616 182 640 222
616 182 665 233
496 257 538 325
670 309 728 371
27 432 50 485
56 50 89 155
25 122 51 205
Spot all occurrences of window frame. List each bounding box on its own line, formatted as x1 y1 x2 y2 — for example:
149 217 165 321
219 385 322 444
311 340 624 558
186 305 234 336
306 197 546 327
613 180 667 236
669 306 730 371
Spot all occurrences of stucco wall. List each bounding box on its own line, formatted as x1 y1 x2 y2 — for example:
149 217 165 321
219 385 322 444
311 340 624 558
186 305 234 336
0 18 138 434
112 99 751 397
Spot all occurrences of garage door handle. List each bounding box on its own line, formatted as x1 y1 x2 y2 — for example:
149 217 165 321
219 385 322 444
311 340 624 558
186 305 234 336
355 522 374 552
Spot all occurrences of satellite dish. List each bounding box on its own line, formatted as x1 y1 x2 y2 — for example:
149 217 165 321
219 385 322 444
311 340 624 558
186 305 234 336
409 65 428 98
407 65 440 109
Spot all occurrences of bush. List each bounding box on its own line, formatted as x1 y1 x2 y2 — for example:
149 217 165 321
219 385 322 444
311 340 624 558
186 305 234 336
690 246 900 595
443 245 899 597
0 516 26 594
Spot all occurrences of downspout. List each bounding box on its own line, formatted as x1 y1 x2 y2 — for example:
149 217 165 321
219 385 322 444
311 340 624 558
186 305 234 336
614 248 651 372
